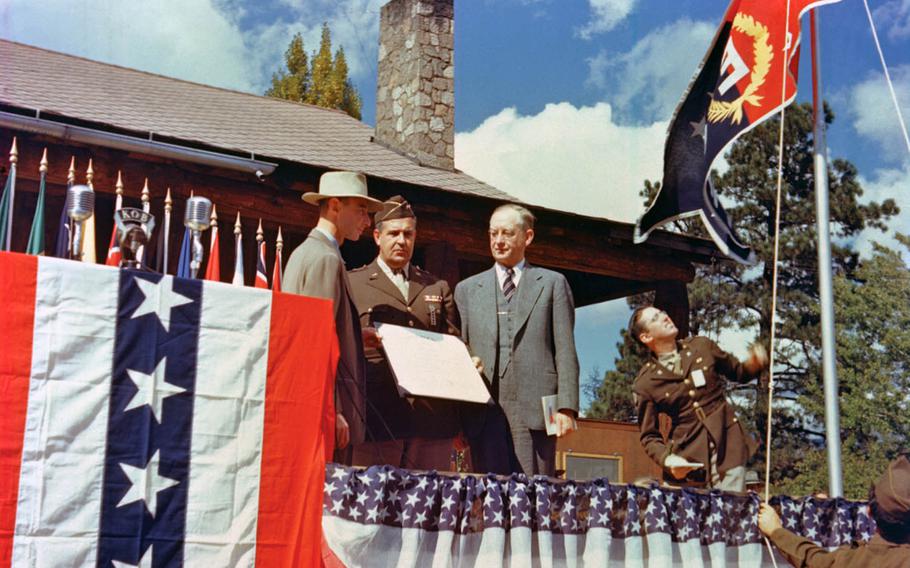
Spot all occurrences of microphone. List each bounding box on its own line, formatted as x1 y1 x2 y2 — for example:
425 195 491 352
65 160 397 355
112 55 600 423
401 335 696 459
67 184 94 260
184 196 212 279
184 196 212 232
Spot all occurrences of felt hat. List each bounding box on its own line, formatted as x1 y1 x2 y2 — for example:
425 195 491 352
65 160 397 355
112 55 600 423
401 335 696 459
302 171 384 212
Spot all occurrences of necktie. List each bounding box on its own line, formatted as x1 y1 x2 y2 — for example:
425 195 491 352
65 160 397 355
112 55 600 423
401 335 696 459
392 268 409 299
503 267 516 302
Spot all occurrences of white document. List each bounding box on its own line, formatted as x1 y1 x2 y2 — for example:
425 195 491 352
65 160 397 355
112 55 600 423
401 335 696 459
376 323 492 404
541 395 577 436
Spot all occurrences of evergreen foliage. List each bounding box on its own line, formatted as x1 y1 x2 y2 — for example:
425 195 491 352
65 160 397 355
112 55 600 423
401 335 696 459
266 24 362 120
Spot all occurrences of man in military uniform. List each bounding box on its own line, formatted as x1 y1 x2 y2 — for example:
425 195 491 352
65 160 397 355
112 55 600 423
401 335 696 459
629 305 768 491
348 196 462 471
759 454 910 566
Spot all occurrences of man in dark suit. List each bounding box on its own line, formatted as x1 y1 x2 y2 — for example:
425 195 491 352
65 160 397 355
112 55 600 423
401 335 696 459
455 204 579 476
282 171 383 459
629 305 768 491
348 196 462 471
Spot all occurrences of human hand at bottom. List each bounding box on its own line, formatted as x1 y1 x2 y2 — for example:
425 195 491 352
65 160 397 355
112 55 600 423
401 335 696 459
758 503 783 536
335 413 350 449
664 453 700 479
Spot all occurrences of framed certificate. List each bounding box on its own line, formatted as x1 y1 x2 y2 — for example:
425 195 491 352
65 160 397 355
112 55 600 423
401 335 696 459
376 323 492 404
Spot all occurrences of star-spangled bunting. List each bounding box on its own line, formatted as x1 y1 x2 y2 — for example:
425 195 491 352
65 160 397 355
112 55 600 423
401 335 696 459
322 464 875 564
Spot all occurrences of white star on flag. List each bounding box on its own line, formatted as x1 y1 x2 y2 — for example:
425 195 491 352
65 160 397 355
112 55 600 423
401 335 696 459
124 357 186 423
117 450 180 518
112 545 153 568
130 277 193 333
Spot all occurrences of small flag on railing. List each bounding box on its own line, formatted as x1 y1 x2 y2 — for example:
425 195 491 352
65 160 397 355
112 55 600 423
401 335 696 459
232 212 244 286
81 160 97 263
204 204 220 281
153 186 172 274
25 148 48 256
254 219 268 289
272 227 283 290
104 172 124 266
176 226 191 279
137 180 154 267
53 157 75 259
0 138 18 252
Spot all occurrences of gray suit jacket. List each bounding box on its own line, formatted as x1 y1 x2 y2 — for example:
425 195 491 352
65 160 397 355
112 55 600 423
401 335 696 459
282 229 366 446
454 264 579 430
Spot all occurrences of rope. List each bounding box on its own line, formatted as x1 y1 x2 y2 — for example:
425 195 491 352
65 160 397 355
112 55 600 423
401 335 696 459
863 0 910 158
763 0 795 506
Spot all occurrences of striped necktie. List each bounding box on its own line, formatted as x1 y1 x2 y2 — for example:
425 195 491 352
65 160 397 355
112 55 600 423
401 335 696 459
502 267 516 302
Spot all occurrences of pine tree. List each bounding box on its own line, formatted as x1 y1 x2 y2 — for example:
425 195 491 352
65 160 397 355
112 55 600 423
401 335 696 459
331 48 362 120
266 32 308 102
305 23 334 108
265 25 363 120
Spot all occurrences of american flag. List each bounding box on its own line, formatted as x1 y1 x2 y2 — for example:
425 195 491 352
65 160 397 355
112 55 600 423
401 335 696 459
323 464 874 567
0 252 337 567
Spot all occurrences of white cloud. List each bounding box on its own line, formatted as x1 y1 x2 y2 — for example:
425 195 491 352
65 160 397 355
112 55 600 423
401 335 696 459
854 163 910 258
0 0 258 91
577 0 636 39
848 65 910 163
455 102 666 223
586 18 715 123
874 0 910 41
0 0 383 95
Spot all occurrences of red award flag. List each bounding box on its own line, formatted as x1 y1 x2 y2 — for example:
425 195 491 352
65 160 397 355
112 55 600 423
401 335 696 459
635 0 841 263
204 205 220 282
0 252 337 567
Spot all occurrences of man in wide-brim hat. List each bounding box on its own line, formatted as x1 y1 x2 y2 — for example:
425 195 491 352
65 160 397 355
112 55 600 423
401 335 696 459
283 171 383 461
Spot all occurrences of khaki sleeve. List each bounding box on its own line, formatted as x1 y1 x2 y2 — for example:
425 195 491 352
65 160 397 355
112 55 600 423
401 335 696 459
769 528 840 568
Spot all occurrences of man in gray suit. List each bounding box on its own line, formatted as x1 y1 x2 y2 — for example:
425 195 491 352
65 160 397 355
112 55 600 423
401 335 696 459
283 171 384 459
455 204 580 476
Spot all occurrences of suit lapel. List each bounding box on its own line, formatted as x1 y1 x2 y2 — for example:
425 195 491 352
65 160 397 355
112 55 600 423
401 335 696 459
365 259 408 305
511 265 544 337
406 270 427 306
310 229 359 310
476 267 498 340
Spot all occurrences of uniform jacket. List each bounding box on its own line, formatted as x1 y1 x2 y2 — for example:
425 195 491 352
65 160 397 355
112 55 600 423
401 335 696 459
632 336 758 479
282 229 366 446
348 258 461 441
454 264 579 431
770 530 910 568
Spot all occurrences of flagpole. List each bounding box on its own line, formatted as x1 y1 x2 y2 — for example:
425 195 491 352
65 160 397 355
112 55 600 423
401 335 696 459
6 138 17 251
810 8 843 499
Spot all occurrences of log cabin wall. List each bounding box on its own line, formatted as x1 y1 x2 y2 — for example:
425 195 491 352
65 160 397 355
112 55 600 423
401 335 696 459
2 128 708 316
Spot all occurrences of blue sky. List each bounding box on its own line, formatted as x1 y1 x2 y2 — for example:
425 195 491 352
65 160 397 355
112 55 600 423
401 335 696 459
3 0 909 409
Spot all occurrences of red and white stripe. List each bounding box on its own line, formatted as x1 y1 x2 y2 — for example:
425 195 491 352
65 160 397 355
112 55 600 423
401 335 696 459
0 252 337 566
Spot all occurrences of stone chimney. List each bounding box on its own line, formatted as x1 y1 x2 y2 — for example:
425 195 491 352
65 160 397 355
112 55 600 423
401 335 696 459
375 0 454 171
